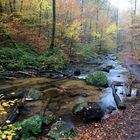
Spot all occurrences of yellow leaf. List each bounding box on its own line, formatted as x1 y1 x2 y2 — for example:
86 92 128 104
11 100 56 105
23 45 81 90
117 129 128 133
1 111 7 114
0 106 4 111
7 136 12 140
1 134 6 139
6 120 11 124
2 102 10 107
11 92 15 95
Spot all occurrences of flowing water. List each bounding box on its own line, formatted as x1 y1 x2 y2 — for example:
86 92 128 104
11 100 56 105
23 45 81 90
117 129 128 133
0 54 138 127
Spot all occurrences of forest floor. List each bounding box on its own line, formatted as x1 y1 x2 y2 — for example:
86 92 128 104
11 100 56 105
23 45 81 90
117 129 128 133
8 22 49 51
75 53 140 140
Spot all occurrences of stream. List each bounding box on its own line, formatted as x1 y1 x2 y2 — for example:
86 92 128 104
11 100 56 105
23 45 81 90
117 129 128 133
0 54 138 128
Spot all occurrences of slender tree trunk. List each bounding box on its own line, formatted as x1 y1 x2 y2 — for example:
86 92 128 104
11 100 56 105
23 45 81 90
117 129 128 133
9 0 13 13
50 0 56 50
39 0 43 37
20 0 23 12
130 0 134 52
116 0 119 51
134 0 137 15
80 0 84 42
13 0 16 12
96 8 99 33
0 0 3 15
89 19 92 43
46 9 49 37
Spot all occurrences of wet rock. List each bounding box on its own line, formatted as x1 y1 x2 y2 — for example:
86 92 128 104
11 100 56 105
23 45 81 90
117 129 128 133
23 100 44 117
72 102 88 115
72 102 104 122
69 92 80 97
48 102 60 111
80 93 89 97
0 65 3 71
106 105 116 114
74 69 81 76
25 88 42 101
83 102 104 123
100 65 115 72
137 90 140 96
37 70 64 78
47 120 75 140
43 88 64 98
87 58 103 65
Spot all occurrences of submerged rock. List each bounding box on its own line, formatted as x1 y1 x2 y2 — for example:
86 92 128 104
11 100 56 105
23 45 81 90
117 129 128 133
47 120 76 140
100 65 115 72
48 102 60 111
24 88 42 101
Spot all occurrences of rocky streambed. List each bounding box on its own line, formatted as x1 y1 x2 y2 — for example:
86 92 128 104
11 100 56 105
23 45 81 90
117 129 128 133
0 54 139 139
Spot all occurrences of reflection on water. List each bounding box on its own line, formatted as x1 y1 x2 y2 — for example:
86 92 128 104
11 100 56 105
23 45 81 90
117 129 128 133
1 54 138 126
99 88 117 111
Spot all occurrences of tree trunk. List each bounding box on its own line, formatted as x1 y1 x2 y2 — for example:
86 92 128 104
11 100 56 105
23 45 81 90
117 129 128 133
13 0 15 11
50 0 56 50
116 0 119 51
20 0 23 12
112 83 126 110
96 8 99 33
0 0 3 15
81 0 84 30
134 0 137 15
9 0 13 13
39 0 43 37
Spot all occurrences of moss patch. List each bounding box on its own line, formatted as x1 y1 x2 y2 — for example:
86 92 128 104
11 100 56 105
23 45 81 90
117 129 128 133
85 71 108 87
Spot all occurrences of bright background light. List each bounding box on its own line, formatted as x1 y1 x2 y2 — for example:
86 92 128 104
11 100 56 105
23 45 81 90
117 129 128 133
108 0 131 11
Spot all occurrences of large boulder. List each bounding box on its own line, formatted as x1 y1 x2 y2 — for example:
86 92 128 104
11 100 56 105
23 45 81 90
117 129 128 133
47 120 76 140
83 102 104 122
72 102 104 123
85 71 108 87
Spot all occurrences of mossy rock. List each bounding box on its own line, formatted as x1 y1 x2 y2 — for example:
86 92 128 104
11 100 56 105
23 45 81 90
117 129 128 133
47 121 76 140
25 88 42 101
72 102 88 115
14 115 42 139
137 90 140 97
21 115 42 136
85 71 108 87
43 114 56 125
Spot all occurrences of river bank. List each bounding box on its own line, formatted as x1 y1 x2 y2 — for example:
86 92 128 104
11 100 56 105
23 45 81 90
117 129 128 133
76 54 140 140
0 53 139 139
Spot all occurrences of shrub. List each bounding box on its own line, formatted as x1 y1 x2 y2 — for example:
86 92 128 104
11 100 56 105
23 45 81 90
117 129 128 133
75 44 99 61
0 41 66 71
43 47 66 70
85 71 108 87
